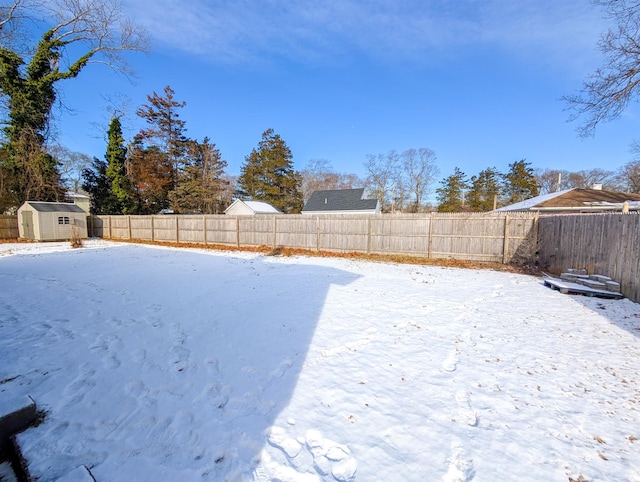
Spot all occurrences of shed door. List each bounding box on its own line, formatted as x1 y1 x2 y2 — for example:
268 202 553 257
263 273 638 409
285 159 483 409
21 211 34 239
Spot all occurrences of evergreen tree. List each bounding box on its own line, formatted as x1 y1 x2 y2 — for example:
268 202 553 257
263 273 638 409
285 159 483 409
502 160 539 204
468 167 503 211
237 128 303 213
127 139 173 214
135 86 188 192
168 138 229 213
105 116 133 213
436 167 469 212
82 157 118 214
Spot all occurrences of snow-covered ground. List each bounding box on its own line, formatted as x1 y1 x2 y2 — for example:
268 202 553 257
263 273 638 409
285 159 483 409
0 240 639 481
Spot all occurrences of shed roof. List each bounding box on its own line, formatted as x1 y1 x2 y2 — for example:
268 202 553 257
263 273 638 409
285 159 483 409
302 188 378 212
24 201 86 213
242 200 282 213
224 199 282 214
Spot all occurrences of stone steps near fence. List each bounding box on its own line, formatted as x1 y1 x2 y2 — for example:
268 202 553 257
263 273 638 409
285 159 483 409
543 268 624 300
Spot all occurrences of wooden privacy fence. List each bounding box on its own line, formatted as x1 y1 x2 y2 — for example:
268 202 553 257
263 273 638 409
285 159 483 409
538 213 640 303
0 215 19 239
90 213 539 264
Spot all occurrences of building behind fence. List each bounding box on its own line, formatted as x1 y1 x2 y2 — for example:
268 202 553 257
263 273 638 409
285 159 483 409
89 213 538 264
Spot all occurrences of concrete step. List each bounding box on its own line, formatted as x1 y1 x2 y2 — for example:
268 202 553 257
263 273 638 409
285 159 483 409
0 393 37 482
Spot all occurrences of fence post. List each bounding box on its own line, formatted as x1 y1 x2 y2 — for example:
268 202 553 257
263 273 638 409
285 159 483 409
428 212 434 258
273 216 277 248
175 215 179 243
502 214 510 264
316 217 320 251
127 215 132 240
236 216 240 248
151 216 155 242
367 218 372 254
203 215 207 245
108 216 112 239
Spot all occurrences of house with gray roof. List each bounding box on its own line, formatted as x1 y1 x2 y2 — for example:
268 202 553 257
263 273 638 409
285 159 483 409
301 188 380 215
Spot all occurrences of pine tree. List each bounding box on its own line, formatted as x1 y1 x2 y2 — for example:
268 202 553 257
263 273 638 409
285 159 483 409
468 167 503 211
105 116 133 213
168 138 229 213
127 139 173 214
503 160 539 204
82 157 118 214
436 167 469 212
237 129 303 213
135 86 188 192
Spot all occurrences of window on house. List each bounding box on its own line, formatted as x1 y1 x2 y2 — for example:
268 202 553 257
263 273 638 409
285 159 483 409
58 216 70 225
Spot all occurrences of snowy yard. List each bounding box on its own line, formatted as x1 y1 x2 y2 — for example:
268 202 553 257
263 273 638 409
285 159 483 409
0 240 639 481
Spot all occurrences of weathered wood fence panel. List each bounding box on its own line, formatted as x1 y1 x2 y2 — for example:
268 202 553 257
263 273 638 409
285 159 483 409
276 217 318 250
369 216 430 255
0 215 19 239
319 216 369 252
90 213 538 264
538 213 640 303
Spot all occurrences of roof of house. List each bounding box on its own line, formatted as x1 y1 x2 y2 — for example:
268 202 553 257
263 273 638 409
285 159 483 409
23 201 86 213
66 191 90 199
302 188 378 212
225 199 282 214
496 188 640 212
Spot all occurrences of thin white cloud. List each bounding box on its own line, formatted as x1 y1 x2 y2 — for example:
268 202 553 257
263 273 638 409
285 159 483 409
124 0 608 69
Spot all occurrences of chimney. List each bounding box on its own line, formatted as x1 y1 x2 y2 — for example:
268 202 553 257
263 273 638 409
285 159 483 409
592 183 603 190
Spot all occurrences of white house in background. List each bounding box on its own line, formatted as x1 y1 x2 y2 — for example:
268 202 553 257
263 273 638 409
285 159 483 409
17 201 88 241
301 188 380 215
224 199 282 215
66 191 90 213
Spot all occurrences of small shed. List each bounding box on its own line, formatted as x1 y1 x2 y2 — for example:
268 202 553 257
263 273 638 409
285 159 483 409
17 201 88 241
224 200 282 215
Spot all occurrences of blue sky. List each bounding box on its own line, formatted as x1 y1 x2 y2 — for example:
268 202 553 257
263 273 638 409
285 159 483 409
54 0 640 185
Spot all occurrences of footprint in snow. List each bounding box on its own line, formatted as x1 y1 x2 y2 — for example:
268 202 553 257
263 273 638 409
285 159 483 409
169 345 191 373
89 334 123 369
443 441 475 482
205 357 219 375
63 363 96 405
442 348 459 372
455 390 478 427
260 426 357 482
270 358 294 379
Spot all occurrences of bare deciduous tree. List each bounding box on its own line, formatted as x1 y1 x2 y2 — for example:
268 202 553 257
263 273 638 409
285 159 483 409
299 159 364 201
564 0 640 136
615 158 640 192
401 147 439 212
364 150 399 212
